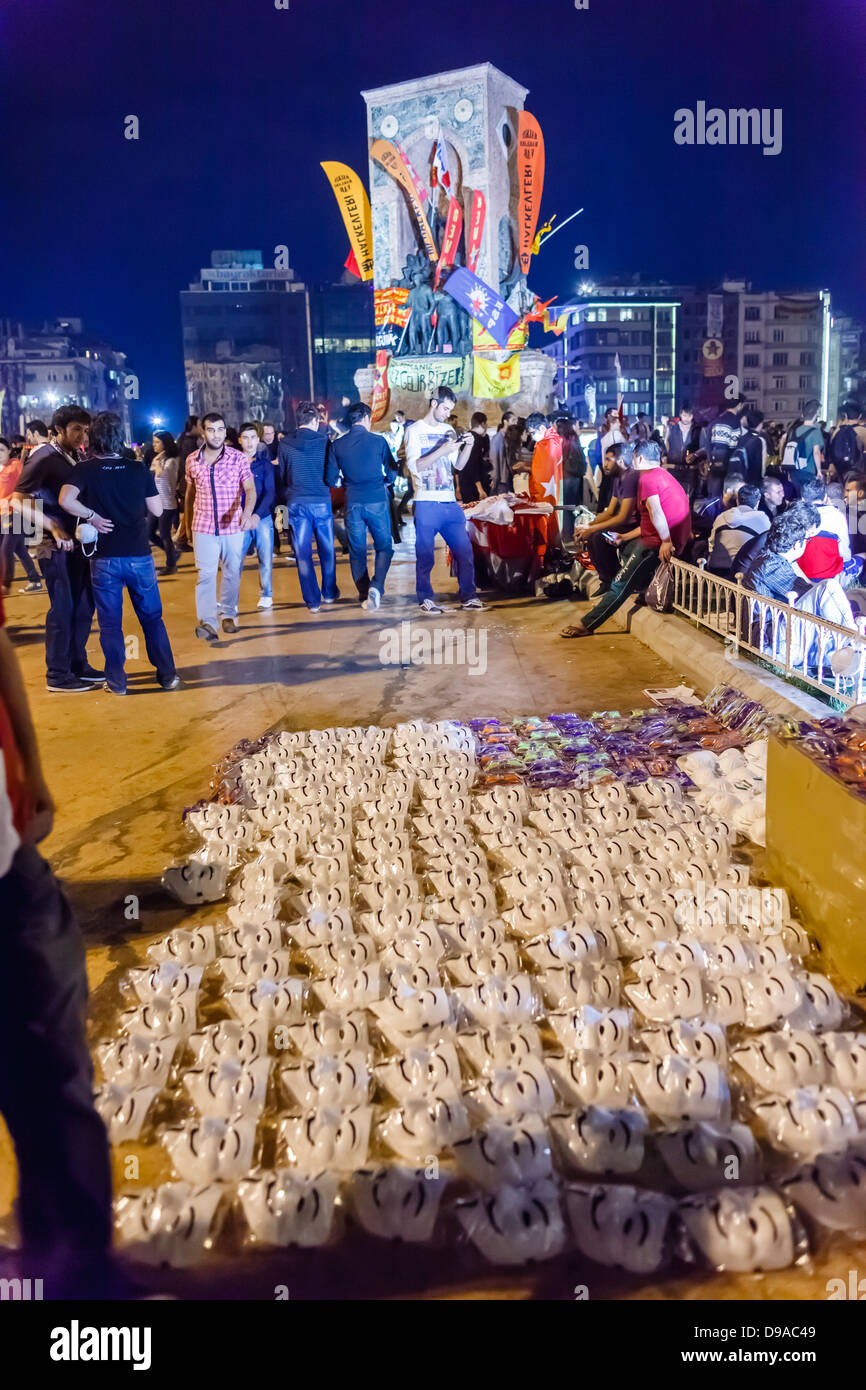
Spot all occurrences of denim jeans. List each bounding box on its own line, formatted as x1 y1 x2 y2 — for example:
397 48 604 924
345 498 393 599
0 527 40 585
192 530 247 627
581 539 660 632
287 502 339 608
37 546 95 684
243 514 274 598
414 499 477 602
0 845 113 1296
90 554 176 691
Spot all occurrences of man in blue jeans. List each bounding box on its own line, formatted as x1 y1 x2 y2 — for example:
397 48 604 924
60 411 179 694
239 423 276 610
332 401 395 610
404 385 484 614
278 401 340 612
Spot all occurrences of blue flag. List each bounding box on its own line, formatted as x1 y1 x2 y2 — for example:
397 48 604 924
442 267 520 349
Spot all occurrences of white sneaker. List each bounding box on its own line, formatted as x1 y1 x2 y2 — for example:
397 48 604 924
419 598 444 615
461 597 485 610
308 605 321 614
257 595 273 609
365 586 381 610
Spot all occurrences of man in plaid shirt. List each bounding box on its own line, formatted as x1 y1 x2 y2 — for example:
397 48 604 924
184 412 258 640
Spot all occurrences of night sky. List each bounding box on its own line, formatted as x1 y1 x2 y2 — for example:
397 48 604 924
3 0 864 431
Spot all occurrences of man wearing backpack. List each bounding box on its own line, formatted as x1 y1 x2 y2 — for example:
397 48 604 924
728 408 765 486
704 397 745 498
781 399 823 495
827 401 865 480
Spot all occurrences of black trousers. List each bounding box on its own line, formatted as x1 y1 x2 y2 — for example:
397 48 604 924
586 530 624 589
37 546 95 684
0 845 113 1295
150 508 178 569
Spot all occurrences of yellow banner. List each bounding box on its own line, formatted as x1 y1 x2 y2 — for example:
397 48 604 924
320 161 374 281
473 353 521 400
370 139 439 263
472 318 528 352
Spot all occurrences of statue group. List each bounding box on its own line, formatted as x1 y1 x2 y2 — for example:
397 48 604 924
396 250 471 358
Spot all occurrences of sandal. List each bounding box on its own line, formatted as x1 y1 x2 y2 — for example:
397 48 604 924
560 625 591 638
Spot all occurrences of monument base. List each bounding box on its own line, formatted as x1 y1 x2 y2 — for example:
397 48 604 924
355 348 556 426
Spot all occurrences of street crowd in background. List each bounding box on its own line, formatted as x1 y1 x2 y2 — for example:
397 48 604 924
2 389 866 692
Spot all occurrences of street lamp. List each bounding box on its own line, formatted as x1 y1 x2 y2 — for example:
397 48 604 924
150 414 164 428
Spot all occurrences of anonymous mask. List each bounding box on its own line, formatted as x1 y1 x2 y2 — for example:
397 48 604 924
625 969 704 1023
457 1181 566 1266
547 1054 631 1108
566 1184 673 1273
163 1115 258 1183
147 926 216 967
187 1020 270 1068
786 974 845 1032
126 962 203 1006
358 902 424 941
453 1114 553 1190
219 949 293 985
380 923 445 972
551 1106 648 1176
630 1057 729 1121
237 1170 339 1248
440 918 506 956
466 1057 557 1121
823 1033 866 1093
306 935 379 977
280 1051 371 1109
119 998 196 1039
377 1096 471 1161
539 963 622 1012
183 1057 271 1118
656 1121 763 1191
185 802 245 837
225 977 306 1025
347 1166 450 1242
474 785 528 816
678 1187 796 1272
285 1011 369 1059
523 923 604 970
313 965 386 1011
732 1032 828 1093
753 1086 859 1157
434 884 498 924
456 1025 543 1076
114 1182 226 1267
369 986 452 1046
94 1083 159 1144
741 969 805 1030
284 909 353 949
452 975 539 1028
548 1006 631 1056
639 1019 727 1064
279 1107 373 1172
782 1145 866 1233
503 889 572 937
446 944 521 987
162 859 228 905
97 1034 180 1090
375 1042 462 1103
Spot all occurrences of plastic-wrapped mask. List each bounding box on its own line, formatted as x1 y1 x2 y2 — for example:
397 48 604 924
631 777 683 809
377 1095 471 1161
823 1033 866 1094
185 802 245 837
440 918 506 955
219 948 294 985
225 978 306 1025
551 1106 648 1176
753 1086 859 1157
549 824 606 862
454 1113 553 1191
547 1053 631 1108
418 794 473 820
163 1115 258 1183
457 1181 566 1266
356 852 415 886
503 889 572 938
358 902 424 941
247 804 289 834
705 977 745 1027
527 805 582 834
568 862 617 897
626 970 704 1023
656 1121 763 1191
119 998 197 1039
639 1019 727 1064
266 823 307 864
620 863 670 902
227 893 281 928
147 926 216 968
347 1166 450 1242
285 1011 369 1059
452 975 538 1029
733 1032 828 1092
297 882 351 916
380 923 445 972
184 1057 272 1118
126 962 203 1006
630 1057 729 1121
95 1083 159 1144
566 1184 673 1273
498 864 563 905
356 878 416 913
782 1145 866 1233
237 1170 339 1248
198 821 257 862
467 1057 556 1120
281 1050 370 1109
741 968 805 1030
470 807 522 837
429 866 490 899
415 830 474 858
284 909 353 949
375 1042 462 1103
413 812 469 839
548 1006 631 1056
355 832 410 863
701 935 760 978
785 974 845 1033
384 961 442 994
775 920 811 958
114 1182 226 1267
187 1020 270 1068
635 939 708 977
584 782 629 809
678 1186 796 1272
446 945 520 987
97 1034 180 1090
314 965 386 1011
540 963 622 1012
434 884 498 924
523 923 603 971
474 785 528 816
424 846 486 876
369 986 452 1047
162 859 227 906
231 860 279 900
615 910 677 958
280 1107 373 1172
457 1025 543 1076
583 803 635 834
306 935 378 978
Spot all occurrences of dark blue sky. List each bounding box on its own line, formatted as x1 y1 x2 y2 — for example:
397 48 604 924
2 0 864 431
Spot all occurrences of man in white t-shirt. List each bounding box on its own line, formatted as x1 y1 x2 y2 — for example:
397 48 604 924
600 407 626 457
404 385 484 613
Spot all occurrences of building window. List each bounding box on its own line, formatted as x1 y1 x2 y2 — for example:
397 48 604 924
597 309 607 322
800 352 814 366
744 353 759 367
772 352 788 366
744 330 759 343
620 309 633 321
799 375 811 389
772 329 785 343
744 306 761 320
774 401 785 412
743 378 759 390
774 376 786 389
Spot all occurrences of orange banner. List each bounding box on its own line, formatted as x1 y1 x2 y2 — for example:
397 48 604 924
371 350 390 424
370 139 439 263
374 287 410 327
517 113 545 276
320 161 374 281
466 190 486 274
434 196 463 288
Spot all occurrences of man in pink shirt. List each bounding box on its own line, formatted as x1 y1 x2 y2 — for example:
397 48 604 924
184 412 257 641
561 440 691 637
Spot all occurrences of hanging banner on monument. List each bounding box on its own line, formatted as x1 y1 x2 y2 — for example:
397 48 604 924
394 138 429 207
443 266 520 349
472 318 528 352
517 113 545 276
387 355 471 396
466 190 486 274
473 353 522 400
371 350 390 424
320 161 374 281
370 139 439 263
434 197 463 289
374 287 411 351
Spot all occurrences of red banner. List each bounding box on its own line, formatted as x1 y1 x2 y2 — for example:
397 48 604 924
374 287 411 327
434 196 464 288
371 350 390 424
394 139 429 208
466 190 486 274
517 113 545 276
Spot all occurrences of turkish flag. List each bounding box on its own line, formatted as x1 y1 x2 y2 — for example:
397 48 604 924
344 247 361 279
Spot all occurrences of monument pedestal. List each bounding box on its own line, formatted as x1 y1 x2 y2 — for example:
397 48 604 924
356 347 555 425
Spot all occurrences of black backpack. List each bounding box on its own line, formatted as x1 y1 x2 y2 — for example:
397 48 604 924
829 424 862 470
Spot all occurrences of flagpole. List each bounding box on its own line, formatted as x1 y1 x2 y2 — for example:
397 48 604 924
538 207 584 249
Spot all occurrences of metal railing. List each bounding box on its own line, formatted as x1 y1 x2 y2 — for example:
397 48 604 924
670 559 866 707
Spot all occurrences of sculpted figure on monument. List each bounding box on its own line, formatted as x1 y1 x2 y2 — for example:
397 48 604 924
404 265 435 356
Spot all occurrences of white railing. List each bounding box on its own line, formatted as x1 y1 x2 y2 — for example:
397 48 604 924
670 559 866 707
